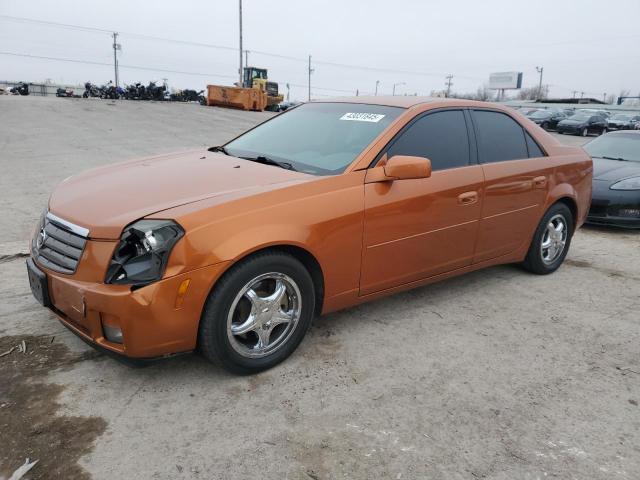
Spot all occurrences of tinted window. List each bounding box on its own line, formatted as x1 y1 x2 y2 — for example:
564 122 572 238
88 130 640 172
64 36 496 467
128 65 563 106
472 110 528 163
385 110 470 171
525 132 545 158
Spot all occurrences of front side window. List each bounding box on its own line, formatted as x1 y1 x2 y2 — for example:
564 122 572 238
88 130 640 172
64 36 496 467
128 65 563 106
225 102 402 175
472 110 528 163
384 110 471 171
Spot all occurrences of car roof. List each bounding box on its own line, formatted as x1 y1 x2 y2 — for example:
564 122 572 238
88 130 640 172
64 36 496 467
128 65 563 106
312 95 504 110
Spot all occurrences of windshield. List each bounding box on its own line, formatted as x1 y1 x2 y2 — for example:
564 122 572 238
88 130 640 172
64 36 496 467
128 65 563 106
225 102 403 175
569 113 590 121
584 134 640 162
529 110 552 119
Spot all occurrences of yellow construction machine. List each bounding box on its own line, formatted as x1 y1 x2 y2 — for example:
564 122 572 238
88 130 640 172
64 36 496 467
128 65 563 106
206 67 284 112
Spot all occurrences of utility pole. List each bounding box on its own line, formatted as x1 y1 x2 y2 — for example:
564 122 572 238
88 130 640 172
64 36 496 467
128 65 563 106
536 66 544 100
356 89 359 96
375 80 380 96
238 0 243 86
392 82 406 96
112 32 120 87
286 83 290 101
603 93 607 103
307 55 313 101
580 91 585 99
244 50 249 69
445 75 453 97
572 90 578 99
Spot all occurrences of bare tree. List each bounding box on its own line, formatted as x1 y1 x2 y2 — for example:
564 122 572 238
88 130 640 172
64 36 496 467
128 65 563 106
448 85 493 102
517 85 549 100
474 85 493 101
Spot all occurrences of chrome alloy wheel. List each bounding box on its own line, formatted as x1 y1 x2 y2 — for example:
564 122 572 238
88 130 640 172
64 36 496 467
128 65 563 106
540 214 568 265
227 272 302 358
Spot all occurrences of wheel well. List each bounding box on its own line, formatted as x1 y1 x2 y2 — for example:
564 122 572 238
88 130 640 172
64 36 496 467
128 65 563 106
232 245 325 316
555 197 578 227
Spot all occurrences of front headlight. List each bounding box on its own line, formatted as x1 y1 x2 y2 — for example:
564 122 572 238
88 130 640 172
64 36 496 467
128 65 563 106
610 177 640 191
105 219 184 286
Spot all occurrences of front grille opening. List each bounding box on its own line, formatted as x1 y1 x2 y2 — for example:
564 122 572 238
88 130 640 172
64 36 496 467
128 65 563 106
34 217 87 274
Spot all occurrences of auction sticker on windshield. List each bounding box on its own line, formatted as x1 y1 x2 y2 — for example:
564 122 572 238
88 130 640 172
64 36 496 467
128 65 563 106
340 112 386 122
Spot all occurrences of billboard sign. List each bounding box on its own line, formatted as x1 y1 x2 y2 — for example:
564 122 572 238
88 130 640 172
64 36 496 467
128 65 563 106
488 72 523 90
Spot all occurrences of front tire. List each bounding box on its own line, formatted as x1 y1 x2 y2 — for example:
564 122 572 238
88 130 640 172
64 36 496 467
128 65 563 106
522 203 574 275
198 251 315 374
581 127 589 137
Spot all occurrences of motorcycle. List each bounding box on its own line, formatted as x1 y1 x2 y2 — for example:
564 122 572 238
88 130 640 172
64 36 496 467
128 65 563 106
10 82 29 96
56 87 74 98
170 89 205 103
82 82 102 98
101 82 120 99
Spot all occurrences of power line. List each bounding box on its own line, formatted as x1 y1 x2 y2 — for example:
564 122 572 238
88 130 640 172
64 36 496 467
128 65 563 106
311 58 484 81
0 51 357 93
0 51 237 79
0 14 484 82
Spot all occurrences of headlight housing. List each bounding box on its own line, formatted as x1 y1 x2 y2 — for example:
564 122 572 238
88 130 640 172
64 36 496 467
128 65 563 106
105 219 184 286
610 176 640 191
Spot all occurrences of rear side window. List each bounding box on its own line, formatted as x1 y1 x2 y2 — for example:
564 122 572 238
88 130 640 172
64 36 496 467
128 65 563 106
385 110 470 171
472 110 528 163
525 132 545 158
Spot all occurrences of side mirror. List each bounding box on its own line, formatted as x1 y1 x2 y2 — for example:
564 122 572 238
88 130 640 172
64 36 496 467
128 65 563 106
383 155 432 180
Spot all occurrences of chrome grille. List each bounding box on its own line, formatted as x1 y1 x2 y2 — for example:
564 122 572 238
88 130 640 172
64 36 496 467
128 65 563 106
33 213 88 274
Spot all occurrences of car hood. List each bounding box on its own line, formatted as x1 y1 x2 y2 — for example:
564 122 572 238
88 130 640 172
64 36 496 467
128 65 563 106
48 149 314 239
591 157 640 181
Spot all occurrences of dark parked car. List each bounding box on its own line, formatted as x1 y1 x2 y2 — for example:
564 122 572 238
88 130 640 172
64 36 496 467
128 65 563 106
557 112 608 137
528 109 567 130
607 113 640 131
276 100 302 112
583 131 640 228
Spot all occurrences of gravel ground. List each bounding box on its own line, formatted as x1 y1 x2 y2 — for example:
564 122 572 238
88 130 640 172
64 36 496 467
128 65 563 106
1 96 638 480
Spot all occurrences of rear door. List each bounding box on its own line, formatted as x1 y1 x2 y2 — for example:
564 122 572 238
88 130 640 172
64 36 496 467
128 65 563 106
470 109 551 263
361 109 484 295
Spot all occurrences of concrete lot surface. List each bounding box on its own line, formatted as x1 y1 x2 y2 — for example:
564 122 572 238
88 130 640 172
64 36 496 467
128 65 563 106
1 96 639 480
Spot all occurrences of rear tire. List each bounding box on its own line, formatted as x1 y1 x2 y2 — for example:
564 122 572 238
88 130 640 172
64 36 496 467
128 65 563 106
522 203 574 275
198 251 315 374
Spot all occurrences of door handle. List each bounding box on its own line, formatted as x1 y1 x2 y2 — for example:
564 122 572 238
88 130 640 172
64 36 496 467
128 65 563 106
533 176 547 189
457 191 478 205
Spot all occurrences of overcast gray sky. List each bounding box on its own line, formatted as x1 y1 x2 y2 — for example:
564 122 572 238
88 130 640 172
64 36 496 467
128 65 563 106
1 0 639 101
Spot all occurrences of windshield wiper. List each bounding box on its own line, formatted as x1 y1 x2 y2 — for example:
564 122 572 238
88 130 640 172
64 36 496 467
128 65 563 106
599 156 629 161
241 155 297 171
208 145 231 155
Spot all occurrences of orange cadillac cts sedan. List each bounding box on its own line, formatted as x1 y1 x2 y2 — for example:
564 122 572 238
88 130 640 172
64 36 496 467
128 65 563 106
27 97 592 373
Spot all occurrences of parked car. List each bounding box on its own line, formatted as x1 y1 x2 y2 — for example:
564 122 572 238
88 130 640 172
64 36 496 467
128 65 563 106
27 97 592 373
583 131 640 228
527 109 567 130
519 107 541 117
579 109 609 119
276 100 302 112
606 113 640 131
556 112 608 136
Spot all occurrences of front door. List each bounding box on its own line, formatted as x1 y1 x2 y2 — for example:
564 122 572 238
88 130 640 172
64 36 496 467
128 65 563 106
360 109 483 295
